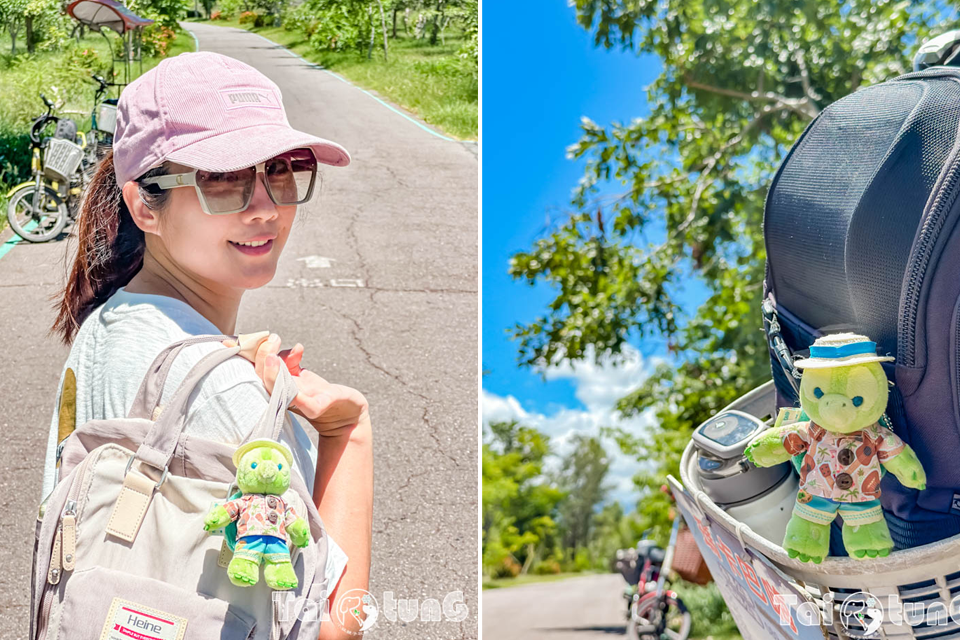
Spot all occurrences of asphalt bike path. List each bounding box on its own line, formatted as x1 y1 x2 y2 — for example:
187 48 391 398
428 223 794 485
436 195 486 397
0 21 478 639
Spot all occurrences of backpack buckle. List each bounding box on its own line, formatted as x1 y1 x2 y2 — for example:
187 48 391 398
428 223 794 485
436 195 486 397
107 456 169 542
124 454 169 491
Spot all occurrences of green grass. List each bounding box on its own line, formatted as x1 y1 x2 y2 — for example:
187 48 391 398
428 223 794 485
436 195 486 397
672 581 742 640
0 29 195 234
482 570 602 589
194 17 478 140
692 633 741 640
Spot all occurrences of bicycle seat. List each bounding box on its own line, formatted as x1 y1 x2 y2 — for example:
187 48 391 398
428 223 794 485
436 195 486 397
636 540 665 565
648 547 665 565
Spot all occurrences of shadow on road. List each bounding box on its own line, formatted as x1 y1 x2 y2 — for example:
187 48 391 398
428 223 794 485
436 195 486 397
535 625 626 635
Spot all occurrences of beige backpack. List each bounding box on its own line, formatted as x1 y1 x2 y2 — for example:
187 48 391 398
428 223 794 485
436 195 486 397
30 335 332 640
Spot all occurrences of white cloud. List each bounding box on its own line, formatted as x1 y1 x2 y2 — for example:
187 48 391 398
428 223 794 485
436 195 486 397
482 344 659 510
543 344 656 413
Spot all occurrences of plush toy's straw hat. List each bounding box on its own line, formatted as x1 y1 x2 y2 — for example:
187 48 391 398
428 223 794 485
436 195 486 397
793 333 895 370
232 438 294 468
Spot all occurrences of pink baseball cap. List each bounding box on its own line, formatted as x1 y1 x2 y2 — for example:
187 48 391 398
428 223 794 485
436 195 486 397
112 51 350 186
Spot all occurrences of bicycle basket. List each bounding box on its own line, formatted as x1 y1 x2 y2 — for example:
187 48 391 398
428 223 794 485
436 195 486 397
97 103 117 134
43 138 84 182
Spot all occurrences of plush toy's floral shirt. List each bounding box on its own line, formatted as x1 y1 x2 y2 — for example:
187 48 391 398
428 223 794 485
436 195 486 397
222 493 301 539
780 421 906 503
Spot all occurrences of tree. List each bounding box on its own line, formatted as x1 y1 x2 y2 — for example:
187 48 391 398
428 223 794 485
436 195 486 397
0 0 28 53
509 1 955 535
128 0 190 29
482 421 565 577
587 501 642 571
553 434 610 551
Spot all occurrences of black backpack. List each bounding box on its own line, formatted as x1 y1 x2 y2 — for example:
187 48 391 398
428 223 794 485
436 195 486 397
762 64 960 549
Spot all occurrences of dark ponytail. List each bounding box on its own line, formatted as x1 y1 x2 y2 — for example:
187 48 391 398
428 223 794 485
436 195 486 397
51 151 169 344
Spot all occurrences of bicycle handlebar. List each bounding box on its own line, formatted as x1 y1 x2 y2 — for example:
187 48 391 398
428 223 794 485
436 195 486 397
30 93 58 145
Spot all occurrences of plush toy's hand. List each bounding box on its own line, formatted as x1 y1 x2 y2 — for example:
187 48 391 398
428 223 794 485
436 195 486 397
744 429 792 468
203 505 232 531
883 446 927 491
288 518 310 548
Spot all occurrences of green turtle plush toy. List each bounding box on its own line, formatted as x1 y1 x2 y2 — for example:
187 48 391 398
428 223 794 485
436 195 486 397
203 439 311 589
744 333 926 563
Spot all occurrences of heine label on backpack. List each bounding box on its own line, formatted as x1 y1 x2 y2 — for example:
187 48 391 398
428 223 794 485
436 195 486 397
98 597 187 640
952 493 960 514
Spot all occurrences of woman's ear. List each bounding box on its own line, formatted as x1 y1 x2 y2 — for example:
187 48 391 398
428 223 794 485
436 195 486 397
121 181 161 235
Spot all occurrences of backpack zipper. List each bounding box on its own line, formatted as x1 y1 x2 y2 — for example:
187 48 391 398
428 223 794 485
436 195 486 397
899 152 960 367
895 73 960 368
34 450 97 640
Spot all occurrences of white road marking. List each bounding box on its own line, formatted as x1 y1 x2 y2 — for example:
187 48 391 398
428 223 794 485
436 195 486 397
297 255 336 268
285 277 366 288
330 278 365 288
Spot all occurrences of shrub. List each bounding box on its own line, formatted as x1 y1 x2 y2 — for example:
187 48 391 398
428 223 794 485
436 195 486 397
60 46 103 74
0 128 34 191
282 3 317 35
210 9 222 19
238 10 257 24
532 559 561 575
140 24 178 58
308 17 360 52
573 548 591 572
672 582 740 638
217 0 243 18
128 0 190 29
490 557 521 579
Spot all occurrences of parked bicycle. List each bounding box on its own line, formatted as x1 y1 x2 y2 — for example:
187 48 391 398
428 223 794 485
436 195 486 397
617 514 692 640
89 73 119 159
5 75 120 243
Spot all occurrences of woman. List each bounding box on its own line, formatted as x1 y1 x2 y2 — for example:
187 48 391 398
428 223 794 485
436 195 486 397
41 51 372 638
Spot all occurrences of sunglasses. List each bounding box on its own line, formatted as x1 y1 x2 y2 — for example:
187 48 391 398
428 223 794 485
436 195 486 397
138 147 319 215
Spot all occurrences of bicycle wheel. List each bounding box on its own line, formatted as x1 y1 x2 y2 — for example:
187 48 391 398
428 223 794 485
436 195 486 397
629 593 692 640
6 184 68 243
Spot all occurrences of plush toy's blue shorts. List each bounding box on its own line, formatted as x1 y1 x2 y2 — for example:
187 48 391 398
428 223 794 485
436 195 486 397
794 494 883 526
234 534 291 564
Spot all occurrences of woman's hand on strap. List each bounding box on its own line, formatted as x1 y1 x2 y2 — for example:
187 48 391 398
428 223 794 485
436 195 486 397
224 332 369 438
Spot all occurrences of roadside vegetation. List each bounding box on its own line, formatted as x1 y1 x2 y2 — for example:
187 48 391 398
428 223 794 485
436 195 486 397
482 419 741 639
0 0 195 231
194 0 478 140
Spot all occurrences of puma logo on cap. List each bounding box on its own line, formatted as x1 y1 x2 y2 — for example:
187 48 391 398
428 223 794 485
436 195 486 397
218 87 281 110
228 91 267 104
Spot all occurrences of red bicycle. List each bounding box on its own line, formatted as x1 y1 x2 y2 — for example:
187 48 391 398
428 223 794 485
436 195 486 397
618 513 692 640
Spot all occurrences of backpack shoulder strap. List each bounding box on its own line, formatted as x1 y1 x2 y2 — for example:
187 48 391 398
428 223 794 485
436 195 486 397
127 334 233 420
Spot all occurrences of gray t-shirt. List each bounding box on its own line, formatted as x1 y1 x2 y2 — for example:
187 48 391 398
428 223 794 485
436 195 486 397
41 286 348 589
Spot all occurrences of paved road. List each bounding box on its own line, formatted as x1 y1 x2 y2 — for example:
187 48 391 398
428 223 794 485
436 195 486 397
483 573 629 639
0 22 477 639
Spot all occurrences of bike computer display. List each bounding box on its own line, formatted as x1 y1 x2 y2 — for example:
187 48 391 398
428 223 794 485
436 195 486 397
692 410 766 458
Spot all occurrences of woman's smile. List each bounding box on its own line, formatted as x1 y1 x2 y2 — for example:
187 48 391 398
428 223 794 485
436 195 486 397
229 237 275 256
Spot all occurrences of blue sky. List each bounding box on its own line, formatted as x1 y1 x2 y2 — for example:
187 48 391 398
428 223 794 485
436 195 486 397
481 1 664 506
482 1 660 410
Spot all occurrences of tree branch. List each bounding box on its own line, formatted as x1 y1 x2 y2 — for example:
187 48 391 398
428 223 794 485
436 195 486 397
678 104 776 234
683 75 819 119
793 48 822 115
